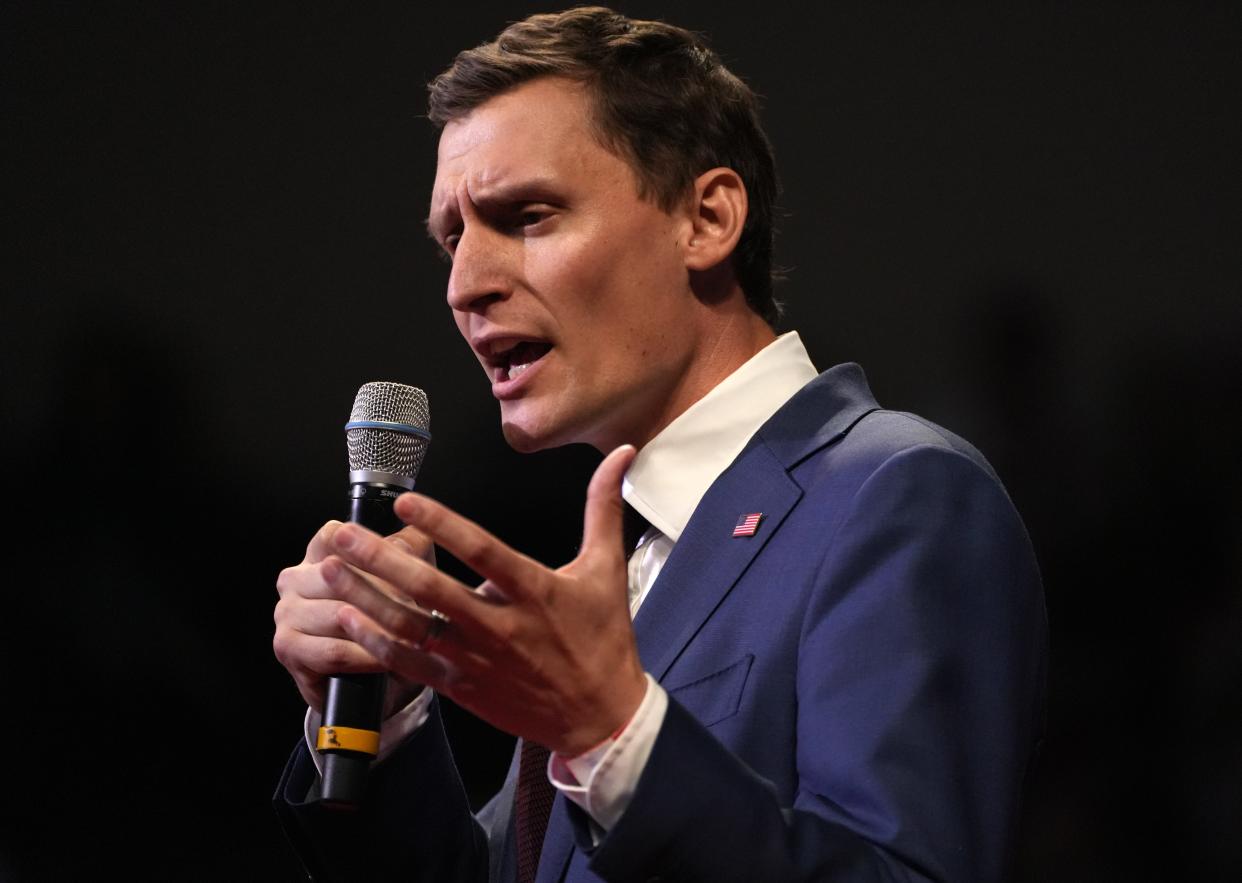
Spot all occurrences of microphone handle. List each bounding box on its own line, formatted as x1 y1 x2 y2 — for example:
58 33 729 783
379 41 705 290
318 482 405 808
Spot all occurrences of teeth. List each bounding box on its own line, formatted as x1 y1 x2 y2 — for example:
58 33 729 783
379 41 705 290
507 362 531 381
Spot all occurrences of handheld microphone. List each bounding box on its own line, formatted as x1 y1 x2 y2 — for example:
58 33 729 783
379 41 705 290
318 381 431 809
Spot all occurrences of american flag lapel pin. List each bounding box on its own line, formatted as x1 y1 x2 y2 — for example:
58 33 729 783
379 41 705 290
732 512 763 538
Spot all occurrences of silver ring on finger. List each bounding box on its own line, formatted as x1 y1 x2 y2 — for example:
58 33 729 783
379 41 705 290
419 608 450 649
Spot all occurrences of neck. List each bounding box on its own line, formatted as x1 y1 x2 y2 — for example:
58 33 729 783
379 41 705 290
598 298 776 452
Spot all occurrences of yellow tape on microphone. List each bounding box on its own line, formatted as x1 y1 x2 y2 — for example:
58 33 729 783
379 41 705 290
316 725 380 756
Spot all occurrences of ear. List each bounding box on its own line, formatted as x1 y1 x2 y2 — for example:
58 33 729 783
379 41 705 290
682 167 748 273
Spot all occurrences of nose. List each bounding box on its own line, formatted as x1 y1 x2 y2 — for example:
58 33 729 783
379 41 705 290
445 215 511 316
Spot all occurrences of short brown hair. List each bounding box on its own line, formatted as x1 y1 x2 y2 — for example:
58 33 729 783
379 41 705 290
428 6 782 325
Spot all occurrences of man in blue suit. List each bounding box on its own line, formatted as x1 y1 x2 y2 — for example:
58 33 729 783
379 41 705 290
273 8 1046 881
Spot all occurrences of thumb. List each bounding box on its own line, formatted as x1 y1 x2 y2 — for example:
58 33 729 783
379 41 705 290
580 444 638 561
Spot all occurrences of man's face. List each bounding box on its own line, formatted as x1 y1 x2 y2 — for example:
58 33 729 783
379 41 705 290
428 77 706 453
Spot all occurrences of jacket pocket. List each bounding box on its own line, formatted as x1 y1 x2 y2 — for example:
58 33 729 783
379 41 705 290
665 654 754 728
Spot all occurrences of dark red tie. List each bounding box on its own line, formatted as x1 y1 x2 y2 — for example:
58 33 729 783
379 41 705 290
515 738 555 883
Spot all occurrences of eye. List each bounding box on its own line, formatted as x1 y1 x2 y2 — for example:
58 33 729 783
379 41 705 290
436 233 460 264
513 205 555 232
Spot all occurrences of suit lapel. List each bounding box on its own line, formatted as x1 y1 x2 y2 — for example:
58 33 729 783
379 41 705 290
634 439 802 680
536 794 576 883
632 363 880 681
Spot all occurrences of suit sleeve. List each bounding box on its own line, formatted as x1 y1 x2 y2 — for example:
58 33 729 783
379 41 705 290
585 444 1047 882
273 695 492 883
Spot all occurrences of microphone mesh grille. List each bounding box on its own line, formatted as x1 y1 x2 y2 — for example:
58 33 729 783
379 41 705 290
346 382 431 478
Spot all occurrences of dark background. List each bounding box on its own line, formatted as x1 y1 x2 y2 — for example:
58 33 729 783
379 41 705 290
3 2 1239 880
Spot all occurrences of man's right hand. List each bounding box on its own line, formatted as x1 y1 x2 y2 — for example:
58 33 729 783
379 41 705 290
273 521 437 715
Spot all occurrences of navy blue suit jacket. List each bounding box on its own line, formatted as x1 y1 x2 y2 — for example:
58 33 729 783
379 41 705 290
275 364 1047 882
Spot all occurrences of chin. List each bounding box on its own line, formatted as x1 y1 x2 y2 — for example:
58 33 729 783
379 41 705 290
499 411 598 454
498 396 619 454
500 421 550 454
498 406 569 453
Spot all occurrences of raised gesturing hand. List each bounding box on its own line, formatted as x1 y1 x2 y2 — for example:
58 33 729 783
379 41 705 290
318 444 647 755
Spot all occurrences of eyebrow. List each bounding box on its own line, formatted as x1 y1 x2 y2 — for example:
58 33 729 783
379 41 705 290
425 175 565 242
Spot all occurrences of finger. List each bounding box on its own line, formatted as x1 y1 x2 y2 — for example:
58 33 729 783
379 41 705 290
392 494 547 599
321 547 494 640
338 605 451 687
277 562 332 600
272 628 383 678
580 444 638 561
305 520 344 563
339 536 501 631
387 523 436 564
274 595 352 639
321 554 455 644
277 559 376 602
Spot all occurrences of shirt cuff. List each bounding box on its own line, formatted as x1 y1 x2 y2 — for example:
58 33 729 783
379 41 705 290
547 673 668 831
302 686 434 777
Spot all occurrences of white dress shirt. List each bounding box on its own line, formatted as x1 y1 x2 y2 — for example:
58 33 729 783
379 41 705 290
305 331 820 832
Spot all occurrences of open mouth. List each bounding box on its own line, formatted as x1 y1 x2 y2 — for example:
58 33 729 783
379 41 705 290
492 340 552 383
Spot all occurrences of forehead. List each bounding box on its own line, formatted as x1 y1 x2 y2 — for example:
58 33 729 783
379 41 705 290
430 78 631 221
